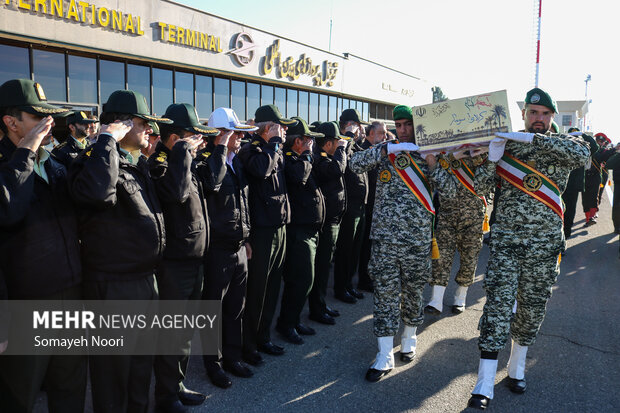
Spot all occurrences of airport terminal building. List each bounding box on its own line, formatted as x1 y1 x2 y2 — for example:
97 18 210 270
0 0 429 124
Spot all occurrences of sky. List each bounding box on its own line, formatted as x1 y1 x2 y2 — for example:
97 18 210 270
178 0 619 143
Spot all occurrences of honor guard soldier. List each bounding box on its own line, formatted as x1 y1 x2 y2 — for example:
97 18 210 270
52 110 99 166
68 90 171 413
200 108 257 388
425 149 490 315
237 105 296 360
467 88 590 409
276 117 326 343
604 147 620 233
307 122 349 325
333 108 369 304
349 105 456 382
148 103 218 412
0 79 86 413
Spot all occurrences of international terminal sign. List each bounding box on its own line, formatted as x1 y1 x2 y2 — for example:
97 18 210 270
0 0 427 105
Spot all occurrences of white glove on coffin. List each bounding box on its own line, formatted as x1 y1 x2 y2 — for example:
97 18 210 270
488 138 507 162
495 132 535 143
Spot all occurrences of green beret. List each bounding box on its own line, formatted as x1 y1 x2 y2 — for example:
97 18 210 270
393 105 413 121
567 127 579 133
551 120 560 133
525 87 557 113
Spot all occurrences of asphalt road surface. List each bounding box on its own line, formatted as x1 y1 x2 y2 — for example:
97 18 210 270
34 191 620 413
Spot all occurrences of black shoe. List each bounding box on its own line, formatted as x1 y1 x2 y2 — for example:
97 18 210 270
348 288 364 299
506 377 527 394
296 323 316 335
223 360 254 378
325 306 340 317
242 349 264 366
155 400 188 413
276 326 304 344
207 367 232 389
177 387 205 406
585 218 597 227
424 305 441 315
400 352 415 363
335 291 357 304
615 228 620 234
257 341 285 355
467 394 490 410
357 282 374 292
309 312 336 325
452 305 465 314
365 368 391 382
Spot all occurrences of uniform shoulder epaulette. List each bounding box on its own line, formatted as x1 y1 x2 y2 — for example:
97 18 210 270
155 151 167 163
252 140 261 146
201 151 211 158
56 141 68 149
285 151 293 156
320 152 327 157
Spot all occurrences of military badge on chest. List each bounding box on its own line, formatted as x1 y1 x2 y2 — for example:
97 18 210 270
546 165 556 175
523 173 543 192
379 169 392 182
394 153 411 170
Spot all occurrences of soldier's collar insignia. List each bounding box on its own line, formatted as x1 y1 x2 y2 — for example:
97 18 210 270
321 152 327 157
202 152 211 158
85 149 93 157
379 169 391 182
285 151 293 156
158 151 167 160
252 140 261 145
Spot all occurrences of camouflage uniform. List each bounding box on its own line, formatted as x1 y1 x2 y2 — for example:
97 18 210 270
431 155 489 288
349 144 456 337
474 133 589 351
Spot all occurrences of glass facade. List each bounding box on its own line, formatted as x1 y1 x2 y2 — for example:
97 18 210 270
0 42 376 123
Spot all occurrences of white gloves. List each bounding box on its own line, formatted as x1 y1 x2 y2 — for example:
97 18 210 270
488 138 507 162
387 142 419 154
495 132 535 143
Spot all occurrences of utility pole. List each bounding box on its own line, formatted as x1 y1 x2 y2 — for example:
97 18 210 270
534 0 542 87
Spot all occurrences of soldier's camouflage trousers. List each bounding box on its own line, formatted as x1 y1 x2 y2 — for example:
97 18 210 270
431 209 484 287
369 240 431 337
478 227 562 352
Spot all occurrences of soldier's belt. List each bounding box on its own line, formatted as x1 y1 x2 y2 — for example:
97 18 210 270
496 152 563 220
388 152 435 215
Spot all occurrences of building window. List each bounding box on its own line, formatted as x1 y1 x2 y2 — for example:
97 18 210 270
298 91 309 121
195 75 212 119
247 82 260 120
175 71 194 105
562 114 572 126
33 49 66 101
261 85 274 106
309 93 318 123
153 68 173 116
127 64 151 108
274 87 286 113
342 99 350 111
0 44 29 86
362 102 369 121
68 55 96 103
329 96 337 121
287 89 298 118
231 80 246 120
99 59 124 104
214 78 230 109
319 94 328 121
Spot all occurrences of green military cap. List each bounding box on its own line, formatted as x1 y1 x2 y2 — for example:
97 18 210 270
567 126 579 133
287 117 324 139
309 121 322 132
339 108 370 125
551 120 560 133
103 90 173 123
0 79 70 116
66 110 98 125
317 121 350 140
162 103 218 136
393 105 413 121
254 104 298 126
149 122 160 136
525 87 557 113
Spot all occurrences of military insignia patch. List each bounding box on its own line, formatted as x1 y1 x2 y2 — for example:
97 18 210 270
379 169 391 182
80 111 87 119
285 151 292 156
34 83 47 101
439 158 449 169
252 140 260 145
157 151 167 161
547 165 555 175
523 173 543 192
321 152 327 157
531 93 540 103
451 159 462 169
202 152 211 158
394 153 411 170
85 149 92 157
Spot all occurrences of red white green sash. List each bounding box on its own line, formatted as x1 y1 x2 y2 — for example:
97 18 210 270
388 152 435 215
451 161 487 207
496 153 563 219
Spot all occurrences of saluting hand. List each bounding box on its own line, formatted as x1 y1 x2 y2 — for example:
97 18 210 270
100 120 133 142
17 116 54 152
215 130 234 147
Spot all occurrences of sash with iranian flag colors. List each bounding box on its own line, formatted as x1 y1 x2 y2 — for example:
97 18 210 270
451 161 487 207
496 153 563 220
388 152 435 215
